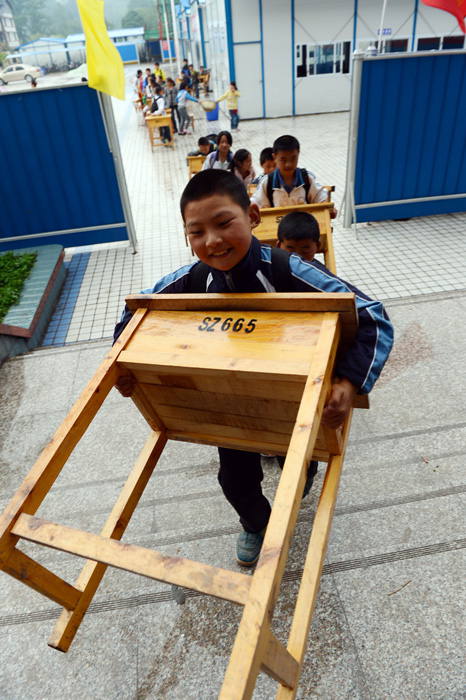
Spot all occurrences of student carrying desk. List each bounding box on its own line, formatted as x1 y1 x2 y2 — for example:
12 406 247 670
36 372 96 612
252 134 337 217
114 170 393 568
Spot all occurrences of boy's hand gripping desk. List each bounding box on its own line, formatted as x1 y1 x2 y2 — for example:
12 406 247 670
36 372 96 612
254 201 337 273
0 292 366 699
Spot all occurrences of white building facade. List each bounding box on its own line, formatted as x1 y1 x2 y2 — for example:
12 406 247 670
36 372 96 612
177 0 466 117
0 0 19 50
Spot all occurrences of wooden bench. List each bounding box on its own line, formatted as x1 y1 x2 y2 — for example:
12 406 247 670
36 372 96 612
0 292 368 699
187 154 206 177
254 202 337 274
145 113 174 148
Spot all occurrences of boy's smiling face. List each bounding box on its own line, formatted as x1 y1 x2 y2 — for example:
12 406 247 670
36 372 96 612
184 194 260 271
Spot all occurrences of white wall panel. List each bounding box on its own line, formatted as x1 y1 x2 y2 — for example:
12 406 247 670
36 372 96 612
232 0 260 43
296 74 351 115
233 43 263 119
262 0 292 117
204 0 229 98
415 5 460 38
295 0 353 43
356 0 415 42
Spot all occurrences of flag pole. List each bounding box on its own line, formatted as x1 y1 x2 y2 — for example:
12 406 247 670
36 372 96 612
377 0 389 53
169 0 182 78
162 0 173 70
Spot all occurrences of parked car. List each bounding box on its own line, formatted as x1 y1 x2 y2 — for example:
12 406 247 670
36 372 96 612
0 64 41 84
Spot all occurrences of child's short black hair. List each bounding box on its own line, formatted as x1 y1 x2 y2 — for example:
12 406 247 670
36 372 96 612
198 136 210 146
273 134 300 153
260 147 274 165
217 130 233 146
277 212 320 243
180 170 250 220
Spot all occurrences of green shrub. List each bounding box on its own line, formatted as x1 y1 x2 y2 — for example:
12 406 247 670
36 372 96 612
0 251 37 323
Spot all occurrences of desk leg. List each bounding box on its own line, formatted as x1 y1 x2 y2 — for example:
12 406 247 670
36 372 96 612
276 409 353 699
325 228 337 274
49 429 167 651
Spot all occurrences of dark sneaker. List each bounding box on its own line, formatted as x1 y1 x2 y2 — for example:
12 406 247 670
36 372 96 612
236 529 265 567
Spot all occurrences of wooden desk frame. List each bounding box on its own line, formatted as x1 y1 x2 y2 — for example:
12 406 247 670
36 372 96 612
145 113 174 148
187 154 206 177
254 202 337 274
0 293 366 699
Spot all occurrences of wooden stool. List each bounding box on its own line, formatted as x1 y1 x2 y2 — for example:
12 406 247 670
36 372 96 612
254 202 337 274
0 293 368 698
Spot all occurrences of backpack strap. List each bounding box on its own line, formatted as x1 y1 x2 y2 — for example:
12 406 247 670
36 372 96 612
266 171 275 208
301 168 311 202
186 262 211 292
270 246 293 292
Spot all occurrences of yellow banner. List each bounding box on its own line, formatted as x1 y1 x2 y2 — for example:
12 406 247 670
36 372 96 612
76 0 125 100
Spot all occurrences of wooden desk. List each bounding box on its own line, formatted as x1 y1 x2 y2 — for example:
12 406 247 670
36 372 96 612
145 113 174 148
187 154 206 177
254 201 337 273
199 72 210 94
0 292 368 698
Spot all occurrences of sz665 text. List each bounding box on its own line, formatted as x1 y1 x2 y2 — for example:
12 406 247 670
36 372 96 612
198 317 257 333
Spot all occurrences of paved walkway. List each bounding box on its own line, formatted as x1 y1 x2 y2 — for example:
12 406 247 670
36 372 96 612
41 65 466 346
1 291 465 699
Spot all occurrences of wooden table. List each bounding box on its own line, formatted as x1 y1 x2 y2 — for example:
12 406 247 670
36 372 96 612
145 113 174 148
187 154 206 177
0 292 368 699
254 201 337 273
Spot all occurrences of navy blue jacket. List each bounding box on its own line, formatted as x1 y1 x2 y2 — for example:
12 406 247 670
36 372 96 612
114 238 393 393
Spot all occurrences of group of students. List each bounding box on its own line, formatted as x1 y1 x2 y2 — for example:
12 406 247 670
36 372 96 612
115 130 394 568
187 132 336 257
134 61 207 137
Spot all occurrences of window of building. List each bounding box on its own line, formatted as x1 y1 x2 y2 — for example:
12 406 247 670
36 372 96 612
442 35 464 50
384 38 408 53
418 37 440 51
296 41 351 78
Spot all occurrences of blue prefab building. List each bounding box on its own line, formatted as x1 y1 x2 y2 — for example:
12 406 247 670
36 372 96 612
7 28 145 69
177 0 466 118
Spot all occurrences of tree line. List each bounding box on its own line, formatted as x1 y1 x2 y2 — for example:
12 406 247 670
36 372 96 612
10 0 169 44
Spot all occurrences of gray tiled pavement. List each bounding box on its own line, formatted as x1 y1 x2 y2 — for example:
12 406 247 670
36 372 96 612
1 291 465 698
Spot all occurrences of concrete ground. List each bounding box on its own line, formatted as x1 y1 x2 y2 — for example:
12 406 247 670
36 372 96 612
1 293 465 699
1 65 465 699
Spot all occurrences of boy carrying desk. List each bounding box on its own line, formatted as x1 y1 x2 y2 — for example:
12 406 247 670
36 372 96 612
114 171 393 567
252 134 337 218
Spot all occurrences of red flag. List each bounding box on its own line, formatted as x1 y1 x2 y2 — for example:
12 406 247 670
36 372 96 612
421 0 466 33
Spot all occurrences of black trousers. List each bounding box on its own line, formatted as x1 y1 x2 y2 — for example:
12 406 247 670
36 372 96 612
217 448 318 533
170 105 179 133
218 448 271 533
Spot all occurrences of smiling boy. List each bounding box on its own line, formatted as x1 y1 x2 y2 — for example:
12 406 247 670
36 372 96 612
114 170 393 566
